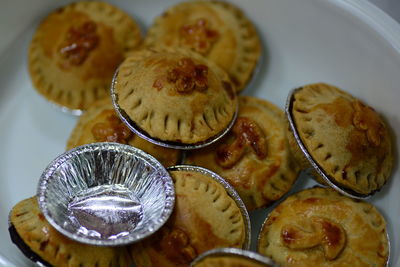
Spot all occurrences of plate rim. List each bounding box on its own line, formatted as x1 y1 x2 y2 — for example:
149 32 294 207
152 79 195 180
2 0 400 266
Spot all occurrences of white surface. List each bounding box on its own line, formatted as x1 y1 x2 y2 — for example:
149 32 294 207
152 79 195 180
0 0 399 266
369 0 400 23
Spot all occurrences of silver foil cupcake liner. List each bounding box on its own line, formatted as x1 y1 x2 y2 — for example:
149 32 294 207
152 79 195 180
167 165 251 250
111 69 238 150
190 247 278 267
256 185 391 267
37 142 175 246
285 88 371 199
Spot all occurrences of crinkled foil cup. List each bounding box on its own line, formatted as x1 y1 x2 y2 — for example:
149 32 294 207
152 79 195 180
37 142 174 246
167 165 251 249
111 69 238 150
190 247 278 267
285 88 370 199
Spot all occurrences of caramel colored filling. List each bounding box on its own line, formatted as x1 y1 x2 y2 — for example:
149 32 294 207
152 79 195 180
91 111 133 143
154 227 197 265
281 216 346 260
59 21 99 65
216 117 267 168
352 100 385 147
180 18 219 55
164 58 209 94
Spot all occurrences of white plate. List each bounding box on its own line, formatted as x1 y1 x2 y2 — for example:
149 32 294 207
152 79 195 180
1 0 399 266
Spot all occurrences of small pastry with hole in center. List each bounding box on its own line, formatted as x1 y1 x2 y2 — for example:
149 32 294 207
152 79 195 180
144 1 261 92
66 97 181 167
257 187 389 267
288 83 393 196
130 169 247 267
9 197 132 267
185 96 300 210
113 47 237 146
28 1 142 111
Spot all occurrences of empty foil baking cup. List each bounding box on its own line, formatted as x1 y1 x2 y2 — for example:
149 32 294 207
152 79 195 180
285 88 370 199
111 69 238 150
190 248 278 267
167 165 251 249
37 142 175 246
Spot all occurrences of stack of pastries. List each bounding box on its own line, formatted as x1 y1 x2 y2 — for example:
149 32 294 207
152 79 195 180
8 1 394 267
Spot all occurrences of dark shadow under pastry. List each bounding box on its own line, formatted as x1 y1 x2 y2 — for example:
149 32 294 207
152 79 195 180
185 96 300 210
113 47 237 145
9 196 132 267
66 97 181 167
130 169 246 267
193 255 270 267
28 1 142 111
144 0 261 92
257 187 389 267
289 83 393 196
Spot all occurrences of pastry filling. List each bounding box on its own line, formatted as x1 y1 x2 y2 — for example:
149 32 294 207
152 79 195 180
352 100 385 147
281 216 346 260
155 227 197 264
59 21 100 65
180 18 219 55
216 117 267 168
91 112 133 143
166 58 209 94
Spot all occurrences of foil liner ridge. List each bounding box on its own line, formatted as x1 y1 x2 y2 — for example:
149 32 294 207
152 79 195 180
37 142 174 246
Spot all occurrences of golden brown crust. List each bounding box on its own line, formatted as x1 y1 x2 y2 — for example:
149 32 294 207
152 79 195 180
66 97 181 167
114 47 237 144
29 1 142 110
257 187 389 267
9 197 132 267
194 255 269 267
185 96 300 210
291 83 393 195
131 170 246 267
144 0 261 92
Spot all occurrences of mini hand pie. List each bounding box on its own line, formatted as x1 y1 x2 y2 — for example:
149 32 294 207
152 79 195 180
144 0 261 92
67 97 181 167
9 197 132 267
28 1 142 111
185 96 300 210
289 83 393 196
113 48 237 145
131 169 247 267
257 187 389 267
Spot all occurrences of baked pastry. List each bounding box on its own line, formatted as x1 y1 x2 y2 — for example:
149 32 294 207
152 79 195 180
288 83 393 196
9 196 132 267
257 187 389 267
113 48 237 145
28 1 142 111
185 96 300 210
131 168 247 267
66 97 181 167
144 0 261 92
